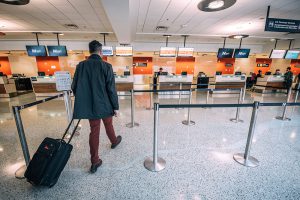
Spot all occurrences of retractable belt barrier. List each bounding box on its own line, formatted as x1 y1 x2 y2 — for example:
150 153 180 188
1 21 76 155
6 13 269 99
126 87 244 128
12 92 74 179
144 101 300 172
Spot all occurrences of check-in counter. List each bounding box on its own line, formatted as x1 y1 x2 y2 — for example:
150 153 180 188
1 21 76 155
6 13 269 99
158 75 193 90
0 76 17 97
213 75 246 89
115 75 134 91
31 76 59 97
255 75 285 93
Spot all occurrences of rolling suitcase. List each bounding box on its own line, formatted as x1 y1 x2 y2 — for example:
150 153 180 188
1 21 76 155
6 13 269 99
24 119 80 187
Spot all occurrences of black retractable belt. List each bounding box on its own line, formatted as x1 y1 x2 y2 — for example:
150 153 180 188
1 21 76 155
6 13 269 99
62 119 81 144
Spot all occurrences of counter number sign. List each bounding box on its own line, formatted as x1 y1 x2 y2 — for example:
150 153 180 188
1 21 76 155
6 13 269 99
55 71 72 91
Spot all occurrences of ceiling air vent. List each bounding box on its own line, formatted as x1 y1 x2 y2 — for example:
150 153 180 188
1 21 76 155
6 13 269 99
64 24 79 30
156 26 168 32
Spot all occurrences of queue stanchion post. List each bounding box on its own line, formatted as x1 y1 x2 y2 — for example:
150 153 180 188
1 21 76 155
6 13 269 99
176 83 183 110
126 89 140 128
275 86 292 121
230 88 244 123
233 101 260 167
204 89 210 109
13 106 30 179
182 89 195 126
146 84 153 110
294 84 300 103
144 103 166 172
63 91 79 139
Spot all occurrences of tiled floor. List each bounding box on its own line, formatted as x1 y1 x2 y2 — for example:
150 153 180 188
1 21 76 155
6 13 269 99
0 90 299 200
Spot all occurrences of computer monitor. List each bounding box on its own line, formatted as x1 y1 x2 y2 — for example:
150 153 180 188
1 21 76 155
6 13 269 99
181 71 187 75
216 71 222 75
124 71 130 76
161 72 168 75
38 72 46 76
0 72 3 76
235 71 242 75
265 71 272 75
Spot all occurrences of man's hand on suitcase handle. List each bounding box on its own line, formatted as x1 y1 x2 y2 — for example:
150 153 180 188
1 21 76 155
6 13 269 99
114 110 119 117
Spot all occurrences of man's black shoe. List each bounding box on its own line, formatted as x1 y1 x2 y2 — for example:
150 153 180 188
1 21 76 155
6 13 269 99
111 136 122 149
90 160 102 174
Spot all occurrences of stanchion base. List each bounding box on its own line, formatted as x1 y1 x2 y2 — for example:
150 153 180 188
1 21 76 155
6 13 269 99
230 118 244 123
182 120 196 126
15 165 27 179
126 122 140 128
275 116 291 121
144 157 166 172
233 153 259 167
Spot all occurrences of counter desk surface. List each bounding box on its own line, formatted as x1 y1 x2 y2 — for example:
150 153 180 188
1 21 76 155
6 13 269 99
255 75 285 93
211 75 246 90
0 76 17 97
157 75 193 90
115 75 134 91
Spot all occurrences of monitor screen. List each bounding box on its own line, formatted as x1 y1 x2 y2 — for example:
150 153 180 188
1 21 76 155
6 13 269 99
234 49 250 58
116 46 133 56
102 46 114 56
181 71 187 75
216 71 222 75
235 71 242 75
177 48 194 57
124 71 130 76
160 47 176 57
265 72 272 75
270 49 287 59
217 48 234 58
47 46 68 56
38 72 45 76
285 50 300 59
26 45 47 56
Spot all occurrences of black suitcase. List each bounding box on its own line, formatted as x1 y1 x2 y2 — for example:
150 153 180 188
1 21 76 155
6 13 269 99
24 119 80 187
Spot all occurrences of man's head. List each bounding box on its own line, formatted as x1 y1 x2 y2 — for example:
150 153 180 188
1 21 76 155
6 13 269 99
287 67 291 71
89 40 102 55
159 68 163 72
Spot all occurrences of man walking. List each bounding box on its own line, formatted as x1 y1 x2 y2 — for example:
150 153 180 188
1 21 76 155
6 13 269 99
284 67 293 94
72 40 122 173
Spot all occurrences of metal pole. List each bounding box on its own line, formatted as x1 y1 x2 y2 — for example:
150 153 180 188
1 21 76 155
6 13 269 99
126 89 139 128
275 86 292 121
176 83 183 109
146 84 153 110
230 88 244 123
144 103 166 172
233 101 260 167
13 106 30 179
294 84 300 103
182 89 195 125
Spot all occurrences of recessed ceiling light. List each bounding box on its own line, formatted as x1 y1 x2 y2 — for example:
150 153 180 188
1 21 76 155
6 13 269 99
208 0 224 9
0 0 29 5
228 34 249 39
163 35 171 38
59 33 64 36
198 0 236 12
270 38 276 42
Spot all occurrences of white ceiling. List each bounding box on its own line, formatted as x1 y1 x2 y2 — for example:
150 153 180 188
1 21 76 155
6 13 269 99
0 0 113 32
0 0 299 44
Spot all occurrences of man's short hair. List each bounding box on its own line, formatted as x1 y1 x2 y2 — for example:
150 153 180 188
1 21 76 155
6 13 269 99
89 40 102 54
287 67 291 70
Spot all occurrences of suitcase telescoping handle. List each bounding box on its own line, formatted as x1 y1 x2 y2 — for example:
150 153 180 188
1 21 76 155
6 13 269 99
62 119 81 144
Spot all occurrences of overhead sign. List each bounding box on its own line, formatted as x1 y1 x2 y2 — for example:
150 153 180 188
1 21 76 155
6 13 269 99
26 45 47 56
47 46 68 56
265 18 300 33
102 46 114 56
270 49 286 59
160 47 176 57
217 48 234 58
54 71 72 91
177 48 194 57
116 46 133 56
285 50 300 59
234 49 250 58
